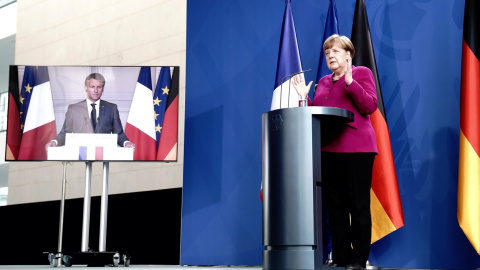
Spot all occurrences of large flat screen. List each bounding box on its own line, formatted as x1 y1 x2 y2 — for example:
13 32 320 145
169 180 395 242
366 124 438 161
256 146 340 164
5 65 179 162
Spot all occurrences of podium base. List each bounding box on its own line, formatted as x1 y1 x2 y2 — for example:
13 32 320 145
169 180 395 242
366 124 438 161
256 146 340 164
263 247 324 270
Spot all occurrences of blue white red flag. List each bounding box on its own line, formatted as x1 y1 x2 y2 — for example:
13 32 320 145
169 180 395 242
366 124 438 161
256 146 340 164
271 0 303 110
125 67 157 160
18 66 57 160
262 0 304 201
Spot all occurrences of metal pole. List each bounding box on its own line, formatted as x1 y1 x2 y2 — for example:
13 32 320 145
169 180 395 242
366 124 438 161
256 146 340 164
99 162 109 252
81 162 93 252
56 162 68 266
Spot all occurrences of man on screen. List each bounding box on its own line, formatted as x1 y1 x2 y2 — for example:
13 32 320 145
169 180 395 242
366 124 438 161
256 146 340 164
46 73 135 149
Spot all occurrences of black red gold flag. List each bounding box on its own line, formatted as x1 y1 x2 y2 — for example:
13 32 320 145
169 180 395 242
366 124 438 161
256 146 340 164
458 0 480 255
351 0 405 243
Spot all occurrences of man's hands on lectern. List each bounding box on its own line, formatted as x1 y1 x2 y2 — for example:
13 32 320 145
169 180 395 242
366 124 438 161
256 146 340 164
124 141 135 150
45 140 135 152
45 141 57 152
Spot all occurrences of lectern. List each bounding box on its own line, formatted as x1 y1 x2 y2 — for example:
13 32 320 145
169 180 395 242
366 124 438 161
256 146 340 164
262 106 353 270
47 134 132 267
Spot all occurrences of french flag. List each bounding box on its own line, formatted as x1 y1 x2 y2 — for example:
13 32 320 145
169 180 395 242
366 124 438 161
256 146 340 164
18 66 57 160
125 67 157 160
262 0 303 200
270 0 303 110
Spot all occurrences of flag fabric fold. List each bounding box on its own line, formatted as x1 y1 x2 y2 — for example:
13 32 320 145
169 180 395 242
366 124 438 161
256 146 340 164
19 66 36 131
125 67 157 160
18 66 57 160
270 0 303 111
6 66 22 160
262 0 304 201
351 0 404 243
315 0 339 84
458 0 480 255
154 67 171 149
157 67 179 161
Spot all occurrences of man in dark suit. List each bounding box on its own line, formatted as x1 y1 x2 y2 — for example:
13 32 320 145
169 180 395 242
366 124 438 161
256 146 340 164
46 73 135 148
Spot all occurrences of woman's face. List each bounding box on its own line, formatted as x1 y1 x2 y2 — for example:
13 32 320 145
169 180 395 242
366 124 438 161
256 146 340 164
324 43 350 73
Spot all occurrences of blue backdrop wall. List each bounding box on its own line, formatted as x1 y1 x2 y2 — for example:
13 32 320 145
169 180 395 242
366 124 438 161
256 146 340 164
181 0 480 269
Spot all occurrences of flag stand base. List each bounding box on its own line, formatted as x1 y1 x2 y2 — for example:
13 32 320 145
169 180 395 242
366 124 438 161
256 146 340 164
324 252 334 266
324 253 383 269
366 260 383 269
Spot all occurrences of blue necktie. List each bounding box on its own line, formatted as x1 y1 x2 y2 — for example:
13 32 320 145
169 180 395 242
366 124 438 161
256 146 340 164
91 103 97 131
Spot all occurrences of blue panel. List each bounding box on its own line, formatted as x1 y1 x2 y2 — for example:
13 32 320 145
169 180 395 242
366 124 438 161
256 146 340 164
182 0 480 269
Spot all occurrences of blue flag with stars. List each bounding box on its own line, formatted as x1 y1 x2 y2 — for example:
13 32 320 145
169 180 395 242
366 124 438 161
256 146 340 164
20 66 37 130
314 0 339 98
153 67 171 148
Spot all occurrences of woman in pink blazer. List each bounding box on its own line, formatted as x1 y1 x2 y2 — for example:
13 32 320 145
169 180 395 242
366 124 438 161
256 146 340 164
293 34 378 270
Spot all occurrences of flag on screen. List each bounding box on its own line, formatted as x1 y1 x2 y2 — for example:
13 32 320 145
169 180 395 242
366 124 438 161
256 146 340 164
125 67 157 160
157 67 179 161
6 66 22 160
458 0 480 255
77 146 104 160
79 146 87 160
153 67 171 149
19 66 36 131
271 0 303 110
351 0 404 243
18 66 57 160
95 146 104 160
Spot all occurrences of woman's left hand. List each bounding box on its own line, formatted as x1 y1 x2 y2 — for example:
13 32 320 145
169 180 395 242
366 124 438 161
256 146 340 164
345 56 353 86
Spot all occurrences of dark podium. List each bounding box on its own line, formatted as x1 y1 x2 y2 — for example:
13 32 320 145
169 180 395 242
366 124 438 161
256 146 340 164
262 106 353 270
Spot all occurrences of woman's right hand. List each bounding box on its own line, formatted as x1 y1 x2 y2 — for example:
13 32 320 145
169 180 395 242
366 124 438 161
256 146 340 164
292 74 313 100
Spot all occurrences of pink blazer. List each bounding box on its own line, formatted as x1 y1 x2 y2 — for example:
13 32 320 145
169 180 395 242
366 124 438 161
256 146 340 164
309 66 378 153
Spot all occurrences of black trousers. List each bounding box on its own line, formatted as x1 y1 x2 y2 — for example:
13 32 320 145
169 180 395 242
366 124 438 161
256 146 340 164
321 152 376 267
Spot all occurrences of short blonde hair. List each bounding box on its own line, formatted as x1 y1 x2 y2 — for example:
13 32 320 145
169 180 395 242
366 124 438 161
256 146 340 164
323 34 355 58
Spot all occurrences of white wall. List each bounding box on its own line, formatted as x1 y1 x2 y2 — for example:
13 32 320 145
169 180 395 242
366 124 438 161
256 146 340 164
8 0 186 204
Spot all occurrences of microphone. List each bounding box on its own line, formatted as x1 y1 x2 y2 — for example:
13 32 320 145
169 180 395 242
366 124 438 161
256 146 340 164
279 69 312 108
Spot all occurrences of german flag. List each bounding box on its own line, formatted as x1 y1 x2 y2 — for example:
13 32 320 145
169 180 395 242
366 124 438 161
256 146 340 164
6 66 21 160
458 0 480 255
351 0 404 243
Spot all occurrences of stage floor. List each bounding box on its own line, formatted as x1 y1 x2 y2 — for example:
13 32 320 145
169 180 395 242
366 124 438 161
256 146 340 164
0 266 458 270
0 266 261 270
